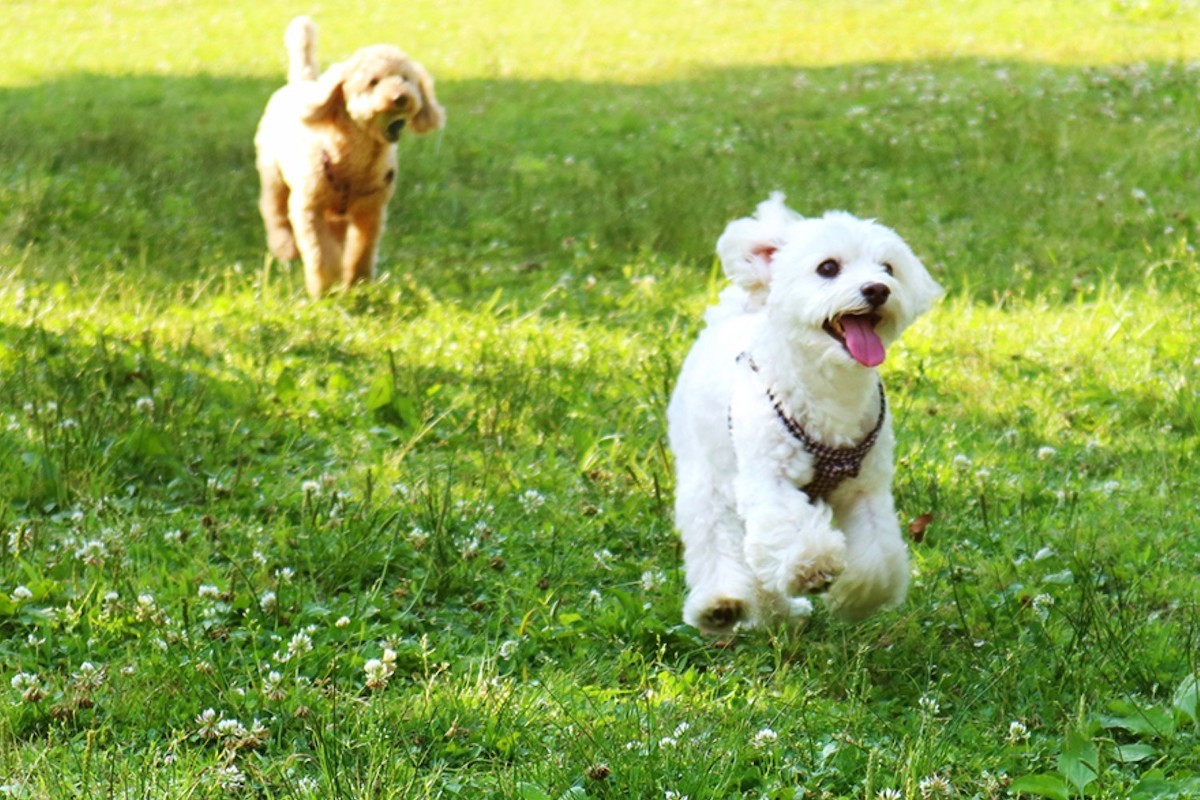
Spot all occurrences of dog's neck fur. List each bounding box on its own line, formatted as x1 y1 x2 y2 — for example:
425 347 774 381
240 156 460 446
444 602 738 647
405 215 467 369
751 328 882 447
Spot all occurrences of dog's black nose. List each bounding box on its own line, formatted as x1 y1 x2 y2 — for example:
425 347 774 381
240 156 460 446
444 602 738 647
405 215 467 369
860 282 890 308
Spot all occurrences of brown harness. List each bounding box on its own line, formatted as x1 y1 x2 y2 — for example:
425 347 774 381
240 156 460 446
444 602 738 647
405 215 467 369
736 352 886 502
321 150 395 216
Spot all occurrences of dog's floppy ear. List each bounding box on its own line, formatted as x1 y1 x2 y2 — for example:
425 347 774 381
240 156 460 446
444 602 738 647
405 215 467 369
408 61 445 134
298 62 348 122
715 192 800 298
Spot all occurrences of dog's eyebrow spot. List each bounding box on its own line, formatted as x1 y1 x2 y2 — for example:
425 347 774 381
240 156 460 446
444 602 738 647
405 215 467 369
385 169 395 184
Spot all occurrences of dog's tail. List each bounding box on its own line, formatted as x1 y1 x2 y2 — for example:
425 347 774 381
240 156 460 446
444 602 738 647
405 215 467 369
285 16 319 83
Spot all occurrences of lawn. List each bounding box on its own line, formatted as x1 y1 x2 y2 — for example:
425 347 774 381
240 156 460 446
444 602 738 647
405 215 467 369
1 1 1198 798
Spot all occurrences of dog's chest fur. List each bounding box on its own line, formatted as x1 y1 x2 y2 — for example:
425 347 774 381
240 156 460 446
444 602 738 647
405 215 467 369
319 147 397 216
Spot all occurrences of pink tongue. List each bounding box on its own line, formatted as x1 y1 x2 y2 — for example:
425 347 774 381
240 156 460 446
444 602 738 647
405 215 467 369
841 316 885 367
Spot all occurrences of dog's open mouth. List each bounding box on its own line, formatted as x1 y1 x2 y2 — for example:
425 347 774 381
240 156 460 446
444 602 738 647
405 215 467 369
824 313 886 367
385 118 407 141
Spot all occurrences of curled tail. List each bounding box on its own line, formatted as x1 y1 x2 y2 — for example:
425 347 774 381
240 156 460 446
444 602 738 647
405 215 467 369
285 16 319 83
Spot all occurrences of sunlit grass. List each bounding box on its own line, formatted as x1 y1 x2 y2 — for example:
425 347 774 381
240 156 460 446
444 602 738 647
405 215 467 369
1 0 1199 797
3 0 1198 85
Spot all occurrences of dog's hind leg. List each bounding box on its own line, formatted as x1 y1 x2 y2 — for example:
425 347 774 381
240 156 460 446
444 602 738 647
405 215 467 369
257 163 298 261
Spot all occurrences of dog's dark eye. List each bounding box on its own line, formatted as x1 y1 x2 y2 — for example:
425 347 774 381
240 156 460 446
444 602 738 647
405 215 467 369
882 262 894 276
816 259 841 278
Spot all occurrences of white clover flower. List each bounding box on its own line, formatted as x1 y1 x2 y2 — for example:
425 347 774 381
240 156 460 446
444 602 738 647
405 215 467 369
195 708 220 739
673 722 691 737
918 774 953 798
519 489 547 514
301 480 321 494
952 454 972 470
287 632 313 659
918 695 941 715
197 584 220 600
877 790 903 800
296 776 320 794
247 718 269 744
275 567 295 584
335 616 351 628
1032 593 1054 622
664 791 689 800
459 537 481 561
10 585 32 602
1008 720 1030 743
586 589 603 608
407 527 429 549
12 672 46 701
73 662 105 691
162 529 183 544
215 763 245 792
217 718 248 741
1037 446 1057 460
135 593 157 621
498 638 518 660
364 658 394 690
75 539 108 566
135 396 155 414
260 591 278 614
263 671 287 701
60 418 79 430
751 728 779 748
658 736 678 748
640 570 665 592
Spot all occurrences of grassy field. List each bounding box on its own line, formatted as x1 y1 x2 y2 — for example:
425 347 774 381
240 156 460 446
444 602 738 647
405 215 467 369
1 1 1199 798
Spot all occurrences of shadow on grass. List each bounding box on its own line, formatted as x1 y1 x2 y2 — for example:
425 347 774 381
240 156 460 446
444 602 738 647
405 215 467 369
0 61 1196 301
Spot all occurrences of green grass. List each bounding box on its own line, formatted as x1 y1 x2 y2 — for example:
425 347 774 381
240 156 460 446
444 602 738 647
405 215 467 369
1 1 1199 798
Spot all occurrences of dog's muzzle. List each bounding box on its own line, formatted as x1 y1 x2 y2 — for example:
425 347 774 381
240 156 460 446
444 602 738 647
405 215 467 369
825 312 886 367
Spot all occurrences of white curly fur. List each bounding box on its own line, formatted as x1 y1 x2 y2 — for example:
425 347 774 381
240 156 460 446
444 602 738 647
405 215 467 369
668 194 942 636
254 16 445 297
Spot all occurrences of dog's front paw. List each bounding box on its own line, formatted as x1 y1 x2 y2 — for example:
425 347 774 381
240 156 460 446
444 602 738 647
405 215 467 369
685 595 749 636
268 229 299 261
785 544 846 597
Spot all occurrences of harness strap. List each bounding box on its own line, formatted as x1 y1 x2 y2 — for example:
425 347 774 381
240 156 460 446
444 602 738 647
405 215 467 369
736 352 886 501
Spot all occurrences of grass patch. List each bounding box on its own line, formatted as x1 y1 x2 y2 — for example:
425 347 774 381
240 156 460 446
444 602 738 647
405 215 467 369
1 1 1199 797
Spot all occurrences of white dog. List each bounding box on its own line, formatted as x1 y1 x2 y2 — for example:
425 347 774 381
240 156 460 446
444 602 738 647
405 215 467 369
668 194 942 635
254 16 444 298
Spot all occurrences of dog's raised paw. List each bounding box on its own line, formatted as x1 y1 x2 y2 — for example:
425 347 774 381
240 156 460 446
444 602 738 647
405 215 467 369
788 560 843 597
698 597 747 634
